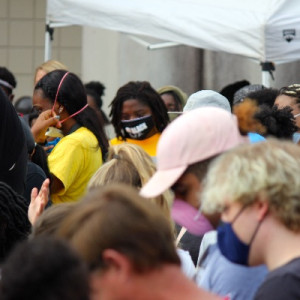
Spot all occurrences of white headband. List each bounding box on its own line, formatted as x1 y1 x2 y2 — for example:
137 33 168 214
0 79 14 90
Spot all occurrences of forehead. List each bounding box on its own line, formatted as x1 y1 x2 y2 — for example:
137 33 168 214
33 89 52 108
161 93 176 105
122 98 151 112
274 94 297 108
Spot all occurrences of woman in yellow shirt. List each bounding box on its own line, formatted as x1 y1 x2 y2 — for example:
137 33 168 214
109 81 169 161
31 70 108 203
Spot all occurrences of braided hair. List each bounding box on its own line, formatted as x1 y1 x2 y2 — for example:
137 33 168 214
109 81 169 140
279 84 300 106
0 181 30 262
34 70 109 158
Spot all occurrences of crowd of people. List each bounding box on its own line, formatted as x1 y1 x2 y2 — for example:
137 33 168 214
0 60 300 300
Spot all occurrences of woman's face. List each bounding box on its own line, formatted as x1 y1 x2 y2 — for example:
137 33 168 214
274 94 300 129
121 99 152 120
120 98 158 139
32 89 53 115
161 93 182 112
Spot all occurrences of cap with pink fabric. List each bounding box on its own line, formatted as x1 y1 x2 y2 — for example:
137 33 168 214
140 107 248 198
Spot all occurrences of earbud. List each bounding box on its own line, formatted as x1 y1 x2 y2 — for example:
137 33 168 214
58 106 63 113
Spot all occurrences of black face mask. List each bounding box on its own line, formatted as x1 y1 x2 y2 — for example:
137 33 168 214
121 115 154 140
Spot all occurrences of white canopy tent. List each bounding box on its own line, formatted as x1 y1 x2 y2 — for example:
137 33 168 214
46 0 300 87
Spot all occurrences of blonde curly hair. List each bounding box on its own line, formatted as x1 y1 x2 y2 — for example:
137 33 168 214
201 139 300 232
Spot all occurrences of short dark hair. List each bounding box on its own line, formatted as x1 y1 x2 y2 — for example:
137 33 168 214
247 88 279 108
0 237 89 300
0 67 17 96
57 184 180 272
84 81 105 109
185 156 217 183
109 81 169 140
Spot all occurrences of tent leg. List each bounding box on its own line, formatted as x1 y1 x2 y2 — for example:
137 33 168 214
44 22 54 61
262 71 271 87
261 62 275 88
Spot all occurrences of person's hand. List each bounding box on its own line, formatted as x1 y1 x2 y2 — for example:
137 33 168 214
31 110 61 143
28 178 50 225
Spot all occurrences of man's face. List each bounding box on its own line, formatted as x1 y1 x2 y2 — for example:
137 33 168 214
171 172 201 209
220 200 265 266
171 171 221 228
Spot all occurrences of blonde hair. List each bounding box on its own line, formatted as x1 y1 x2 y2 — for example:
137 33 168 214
201 139 300 231
34 60 68 84
88 143 173 220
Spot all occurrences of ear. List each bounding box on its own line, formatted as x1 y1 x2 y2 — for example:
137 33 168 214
255 193 269 221
102 249 133 281
89 250 133 300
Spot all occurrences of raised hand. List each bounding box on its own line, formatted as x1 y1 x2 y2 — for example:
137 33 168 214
28 178 50 225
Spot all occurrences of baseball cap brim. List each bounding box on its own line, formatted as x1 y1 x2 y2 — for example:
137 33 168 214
140 165 187 198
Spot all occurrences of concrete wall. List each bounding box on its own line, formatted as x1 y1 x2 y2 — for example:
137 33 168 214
81 28 203 117
0 0 82 101
203 50 300 92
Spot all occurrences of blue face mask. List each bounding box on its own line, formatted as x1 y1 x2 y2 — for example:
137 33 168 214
293 132 300 144
217 222 250 265
217 206 263 266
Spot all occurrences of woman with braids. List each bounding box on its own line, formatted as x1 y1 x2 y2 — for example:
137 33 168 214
0 181 31 263
31 70 109 204
109 81 169 161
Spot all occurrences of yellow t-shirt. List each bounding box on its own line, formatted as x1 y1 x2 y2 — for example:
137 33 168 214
110 133 161 158
48 127 102 204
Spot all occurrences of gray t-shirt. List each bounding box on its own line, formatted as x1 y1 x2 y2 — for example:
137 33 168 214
196 237 267 300
254 257 300 300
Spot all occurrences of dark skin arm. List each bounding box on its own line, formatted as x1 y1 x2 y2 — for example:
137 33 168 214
50 174 64 194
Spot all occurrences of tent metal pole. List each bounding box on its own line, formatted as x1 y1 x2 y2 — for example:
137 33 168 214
262 71 270 87
261 62 275 88
44 20 52 61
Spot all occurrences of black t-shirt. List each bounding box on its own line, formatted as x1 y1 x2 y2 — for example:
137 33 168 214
23 161 47 206
0 89 27 194
254 257 300 300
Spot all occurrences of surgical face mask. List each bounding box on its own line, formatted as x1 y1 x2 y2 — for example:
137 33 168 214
293 132 300 144
217 206 263 266
121 115 154 140
171 198 214 236
292 113 300 143
45 127 64 138
294 113 300 118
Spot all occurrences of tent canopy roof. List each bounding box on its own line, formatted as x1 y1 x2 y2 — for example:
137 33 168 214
47 0 300 64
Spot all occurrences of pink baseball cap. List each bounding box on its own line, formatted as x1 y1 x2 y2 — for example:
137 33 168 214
140 107 248 198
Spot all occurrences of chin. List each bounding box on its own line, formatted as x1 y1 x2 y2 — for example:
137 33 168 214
248 254 263 267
